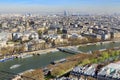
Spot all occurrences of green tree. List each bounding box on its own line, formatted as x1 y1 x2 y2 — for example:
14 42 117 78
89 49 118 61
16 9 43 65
38 30 43 37
102 52 109 59
82 59 90 65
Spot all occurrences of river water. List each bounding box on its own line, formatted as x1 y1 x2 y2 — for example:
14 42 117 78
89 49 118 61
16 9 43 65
0 41 120 77
78 42 120 52
0 52 72 74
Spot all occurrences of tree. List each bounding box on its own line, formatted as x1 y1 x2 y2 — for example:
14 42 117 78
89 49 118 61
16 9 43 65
19 45 26 52
102 52 109 59
38 30 43 37
82 59 90 65
22 69 44 80
1 47 8 56
57 28 62 34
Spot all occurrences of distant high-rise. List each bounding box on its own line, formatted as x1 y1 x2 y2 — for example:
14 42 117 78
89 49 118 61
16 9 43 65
64 11 67 16
25 13 31 17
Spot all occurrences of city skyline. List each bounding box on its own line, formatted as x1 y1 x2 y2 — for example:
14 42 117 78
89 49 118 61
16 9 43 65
0 0 120 14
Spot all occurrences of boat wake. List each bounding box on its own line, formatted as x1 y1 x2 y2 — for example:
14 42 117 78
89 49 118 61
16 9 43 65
10 64 21 69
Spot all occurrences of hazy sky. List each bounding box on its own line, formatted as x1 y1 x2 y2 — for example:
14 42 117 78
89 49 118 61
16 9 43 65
0 0 120 14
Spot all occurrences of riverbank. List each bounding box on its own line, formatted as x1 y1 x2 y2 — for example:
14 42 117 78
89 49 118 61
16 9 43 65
15 39 120 58
10 39 120 80
17 48 120 80
45 49 120 79
24 48 58 55
76 40 120 48
1 39 120 63
0 48 58 60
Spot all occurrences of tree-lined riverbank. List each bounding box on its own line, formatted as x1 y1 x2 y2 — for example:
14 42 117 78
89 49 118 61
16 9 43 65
1 40 120 80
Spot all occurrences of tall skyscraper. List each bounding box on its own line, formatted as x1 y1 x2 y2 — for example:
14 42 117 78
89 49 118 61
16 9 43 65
64 11 67 16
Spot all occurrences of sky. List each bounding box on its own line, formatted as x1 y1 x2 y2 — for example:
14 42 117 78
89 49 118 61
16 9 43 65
0 0 120 14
